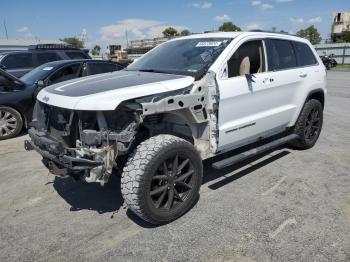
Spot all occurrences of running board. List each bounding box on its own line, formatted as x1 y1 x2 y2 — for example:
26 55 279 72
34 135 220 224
212 134 299 170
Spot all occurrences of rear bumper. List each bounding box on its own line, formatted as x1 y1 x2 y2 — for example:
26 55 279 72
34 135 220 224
25 128 103 175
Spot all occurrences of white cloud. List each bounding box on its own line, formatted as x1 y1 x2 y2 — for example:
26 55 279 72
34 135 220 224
214 14 231 22
17 26 33 38
307 16 322 23
99 19 187 47
261 3 274 10
276 0 293 2
192 2 212 9
251 1 261 6
290 17 304 24
245 22 264 31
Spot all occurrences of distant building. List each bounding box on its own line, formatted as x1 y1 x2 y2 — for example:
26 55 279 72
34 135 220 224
331 12 350 42
125 37 170 57
0 39 66 52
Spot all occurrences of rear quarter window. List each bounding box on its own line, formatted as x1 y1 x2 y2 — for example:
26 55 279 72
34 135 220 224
2 53 33 69
36 52 60 65
266 39 297 71
293 42 317 66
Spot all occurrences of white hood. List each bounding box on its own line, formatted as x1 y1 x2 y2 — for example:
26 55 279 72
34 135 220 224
37 71 194 111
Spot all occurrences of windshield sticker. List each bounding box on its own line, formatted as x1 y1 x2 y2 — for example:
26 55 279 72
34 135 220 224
196 41 222 47
42 67 53 71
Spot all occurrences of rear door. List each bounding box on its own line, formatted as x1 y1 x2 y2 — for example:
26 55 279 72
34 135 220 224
1 52 34 77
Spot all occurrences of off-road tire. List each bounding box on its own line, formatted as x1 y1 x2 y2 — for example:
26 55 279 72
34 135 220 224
0 106 23 140
121 134 203 224
289 99 323 149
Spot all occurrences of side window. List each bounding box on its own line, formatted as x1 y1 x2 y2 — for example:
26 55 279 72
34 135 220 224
48 63 81 84
2 53 33 69
65 51 88 59
266 39 297 71
293 42 317 66
36 52 60 65
87 62 118 75
227 40 265 78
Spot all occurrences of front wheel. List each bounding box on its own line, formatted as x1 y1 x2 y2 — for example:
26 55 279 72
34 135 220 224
121 135 203 224
0 106 23 140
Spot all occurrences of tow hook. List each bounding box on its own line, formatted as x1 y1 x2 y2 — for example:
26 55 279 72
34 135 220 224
24 140 34 151
48 161 68 177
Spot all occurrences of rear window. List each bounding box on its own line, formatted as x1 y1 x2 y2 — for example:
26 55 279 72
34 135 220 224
2 53 33 69
293 42 317 66
87 62 118 75
65 51 88 59
266 39 297 71
36 52 60 65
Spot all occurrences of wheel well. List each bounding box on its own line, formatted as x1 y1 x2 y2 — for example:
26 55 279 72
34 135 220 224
141 113 195 144
307 90 325 108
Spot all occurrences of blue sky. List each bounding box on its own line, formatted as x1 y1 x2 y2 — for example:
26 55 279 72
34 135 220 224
0 0 349 48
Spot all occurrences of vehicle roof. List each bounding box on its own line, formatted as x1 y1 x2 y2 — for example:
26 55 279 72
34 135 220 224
36 59 119 67
170 31 309 43
0 49 86 56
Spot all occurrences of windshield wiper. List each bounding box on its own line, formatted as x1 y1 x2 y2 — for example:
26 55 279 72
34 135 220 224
137 69 171 74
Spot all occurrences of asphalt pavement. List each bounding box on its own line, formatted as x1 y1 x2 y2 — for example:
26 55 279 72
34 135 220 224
1 70 349 262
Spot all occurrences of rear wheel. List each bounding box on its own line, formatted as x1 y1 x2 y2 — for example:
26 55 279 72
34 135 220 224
121 135 203 224
0 106 23 140
289 99 323 149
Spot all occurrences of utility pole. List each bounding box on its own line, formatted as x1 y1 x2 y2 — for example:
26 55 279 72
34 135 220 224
125 30 129 48
3 20 8 39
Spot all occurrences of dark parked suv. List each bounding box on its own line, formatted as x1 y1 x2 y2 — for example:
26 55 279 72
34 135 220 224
0 59 124 140
0 44 91 78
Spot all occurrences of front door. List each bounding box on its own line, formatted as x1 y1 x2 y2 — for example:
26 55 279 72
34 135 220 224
216 38 298 150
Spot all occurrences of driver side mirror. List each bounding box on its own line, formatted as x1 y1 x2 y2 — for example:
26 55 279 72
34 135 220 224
36 80 45 88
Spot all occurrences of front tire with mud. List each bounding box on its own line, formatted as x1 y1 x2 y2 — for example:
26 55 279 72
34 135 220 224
121 134 203 225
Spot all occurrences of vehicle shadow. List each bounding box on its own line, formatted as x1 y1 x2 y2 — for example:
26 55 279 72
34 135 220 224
126 149 290 228
53 172 123 214
53 147 290 226
202 150 290 190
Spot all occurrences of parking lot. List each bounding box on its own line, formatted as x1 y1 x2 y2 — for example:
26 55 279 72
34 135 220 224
0 70 349 262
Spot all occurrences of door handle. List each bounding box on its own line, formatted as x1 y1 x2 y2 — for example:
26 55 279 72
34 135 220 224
263 78 274 83
299 73 307 78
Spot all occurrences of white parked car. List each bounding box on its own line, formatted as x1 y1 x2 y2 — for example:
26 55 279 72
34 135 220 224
25 32 326 224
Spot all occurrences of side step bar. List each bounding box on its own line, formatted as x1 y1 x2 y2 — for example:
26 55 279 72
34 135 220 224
212 134 299 170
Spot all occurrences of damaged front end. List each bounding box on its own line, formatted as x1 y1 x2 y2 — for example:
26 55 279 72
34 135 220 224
25 102 139 185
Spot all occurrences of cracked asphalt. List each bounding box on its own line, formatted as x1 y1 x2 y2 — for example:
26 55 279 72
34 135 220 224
1 71 350 262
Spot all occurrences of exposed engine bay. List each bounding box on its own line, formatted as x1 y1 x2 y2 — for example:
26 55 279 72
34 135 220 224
25 72 219 185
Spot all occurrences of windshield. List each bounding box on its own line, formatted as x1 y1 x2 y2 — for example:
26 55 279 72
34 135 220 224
127 37 233 79
20 63 55 85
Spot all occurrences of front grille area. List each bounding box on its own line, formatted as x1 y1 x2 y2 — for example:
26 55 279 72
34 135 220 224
34 102 78 147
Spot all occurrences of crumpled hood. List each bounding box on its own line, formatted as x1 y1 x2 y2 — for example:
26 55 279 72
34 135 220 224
37 71 194 110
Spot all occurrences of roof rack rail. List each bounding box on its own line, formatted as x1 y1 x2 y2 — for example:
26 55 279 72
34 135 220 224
249 30 295 36
28 44 78 50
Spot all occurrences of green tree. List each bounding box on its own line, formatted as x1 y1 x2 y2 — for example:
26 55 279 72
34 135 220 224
340 30 350 42
61 37 84 48
218 22 241 32
296 25 321 45
91 45 101 56
162 27 178 38
180 29 191 36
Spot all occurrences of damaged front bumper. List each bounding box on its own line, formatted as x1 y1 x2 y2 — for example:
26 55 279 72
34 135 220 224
24 128 115 185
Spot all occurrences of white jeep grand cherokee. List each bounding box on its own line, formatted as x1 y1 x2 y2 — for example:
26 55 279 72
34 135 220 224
25 32 326 224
